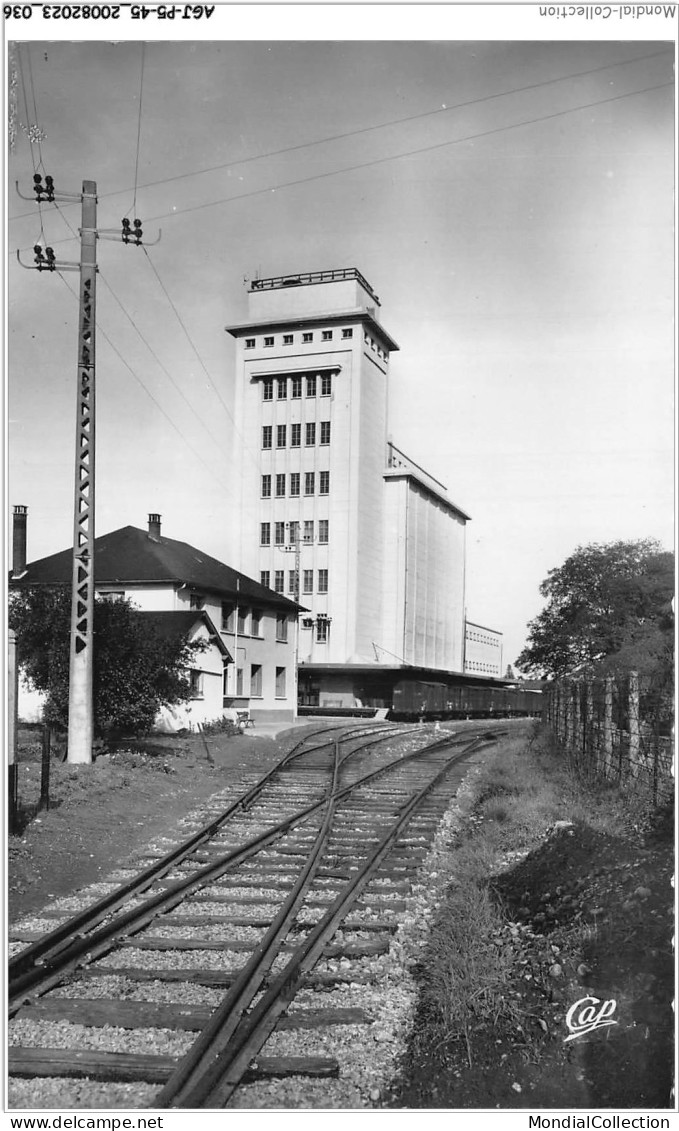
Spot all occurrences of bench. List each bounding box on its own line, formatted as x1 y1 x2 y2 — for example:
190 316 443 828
236 711 255 729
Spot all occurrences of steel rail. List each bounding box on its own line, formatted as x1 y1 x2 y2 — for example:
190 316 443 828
8 721 394 984
154 737 345 1105
159 731 499 1107
8 725 435 1010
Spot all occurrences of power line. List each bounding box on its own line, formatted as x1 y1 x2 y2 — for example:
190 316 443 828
54 270 238 500
142 81 673 226
9 48 672 225
127 43 146 220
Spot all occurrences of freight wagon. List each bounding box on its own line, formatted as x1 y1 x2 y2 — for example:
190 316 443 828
389 679 543 721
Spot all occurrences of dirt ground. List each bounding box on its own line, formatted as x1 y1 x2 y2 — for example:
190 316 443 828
7 726 291 920
7 724 676 1110
387 814 675 1110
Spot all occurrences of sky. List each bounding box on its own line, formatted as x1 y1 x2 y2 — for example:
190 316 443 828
4 10 676 672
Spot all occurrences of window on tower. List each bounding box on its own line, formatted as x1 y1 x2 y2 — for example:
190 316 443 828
290 472 300 497
302 332 313 343
289 520 300 545
291 376 302 398
304 520 314 543
264 336 274 348
277 377 287 399
306 375 317 397
320 421 331 445
262 379 273 400
283 334 293 345
322 330 333 341
275 521 285 546
261 474 272 498
319 471 330 495
303 569 313 594
305 422 316 446
260 522 271 546
262 425 272 449
276 424 287 448
275 473 286 497
341 328 353 339
316 619 329 643
245 338 256 349
318 569 328 593
318 519 329 543
260 570 270 589
274 570 284 594
305 472 315 496
320 374 332 396
291 423 301 448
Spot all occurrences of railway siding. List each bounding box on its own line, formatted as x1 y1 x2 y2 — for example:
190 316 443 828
8 723 496 1109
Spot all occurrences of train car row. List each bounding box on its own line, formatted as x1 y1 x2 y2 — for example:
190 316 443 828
389 679 544 721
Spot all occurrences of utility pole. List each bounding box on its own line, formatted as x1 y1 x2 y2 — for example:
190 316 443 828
17 175 158 763
68 180 97 763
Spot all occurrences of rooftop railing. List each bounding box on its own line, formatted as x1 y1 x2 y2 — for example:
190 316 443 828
250 268 379 304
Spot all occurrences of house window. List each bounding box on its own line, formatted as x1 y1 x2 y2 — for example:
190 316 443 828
250 663 263 697
277 377 287 399
305 472 315 496
275 521 286 546
262 378 273 400
246 338 256 349
322 330 333 341
276 424 287 448
264 336 274 348
221 602 235 631
275 666 287 698
274 570 284 593
302 332 313 344
341 328 353 339
275 473 286 498
276 614 288 641
318 569 328 594
261 474 272 498
262 425 272 449
289 520 300 545
319 471 330 495
260 522 271 546
251 609 262 637
189 670 204 698
237 608 248 634
303 569 314 594
189 594 205 610
288 570 297 594
318 519 329 543
290 472 300 497
283 334 293 345
290 423 301 448
306 374 317 397
260 570 270 589
303 519 314 544
316 619 329 643
320 373 332 395
320 421 331 445
305 422 316 446
291 376 302 398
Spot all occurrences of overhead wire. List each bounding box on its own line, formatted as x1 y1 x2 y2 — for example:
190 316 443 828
125 43 146 221
52 200 242 485
8 47 672 226
143 81 674 226
12 78 673 255
16 44 46 245
54 270 239 500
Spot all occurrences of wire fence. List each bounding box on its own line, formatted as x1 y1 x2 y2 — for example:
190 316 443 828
544 672 674 807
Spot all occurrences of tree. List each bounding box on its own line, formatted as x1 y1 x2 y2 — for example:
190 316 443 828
516 539 674 682
9 587 205 739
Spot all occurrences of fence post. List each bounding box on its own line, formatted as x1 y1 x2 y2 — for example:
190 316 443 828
8 630 19 836
628 671 640 779
602 676 613 779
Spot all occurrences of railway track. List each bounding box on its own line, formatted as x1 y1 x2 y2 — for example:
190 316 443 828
8 721 504 1109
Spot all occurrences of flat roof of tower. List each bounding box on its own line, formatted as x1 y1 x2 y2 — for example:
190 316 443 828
249 268 380 306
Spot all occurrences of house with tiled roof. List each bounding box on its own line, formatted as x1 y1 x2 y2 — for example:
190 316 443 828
10 510 302 727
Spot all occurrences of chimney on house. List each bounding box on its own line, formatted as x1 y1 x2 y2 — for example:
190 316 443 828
148 513 162 541
12 505 28 577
